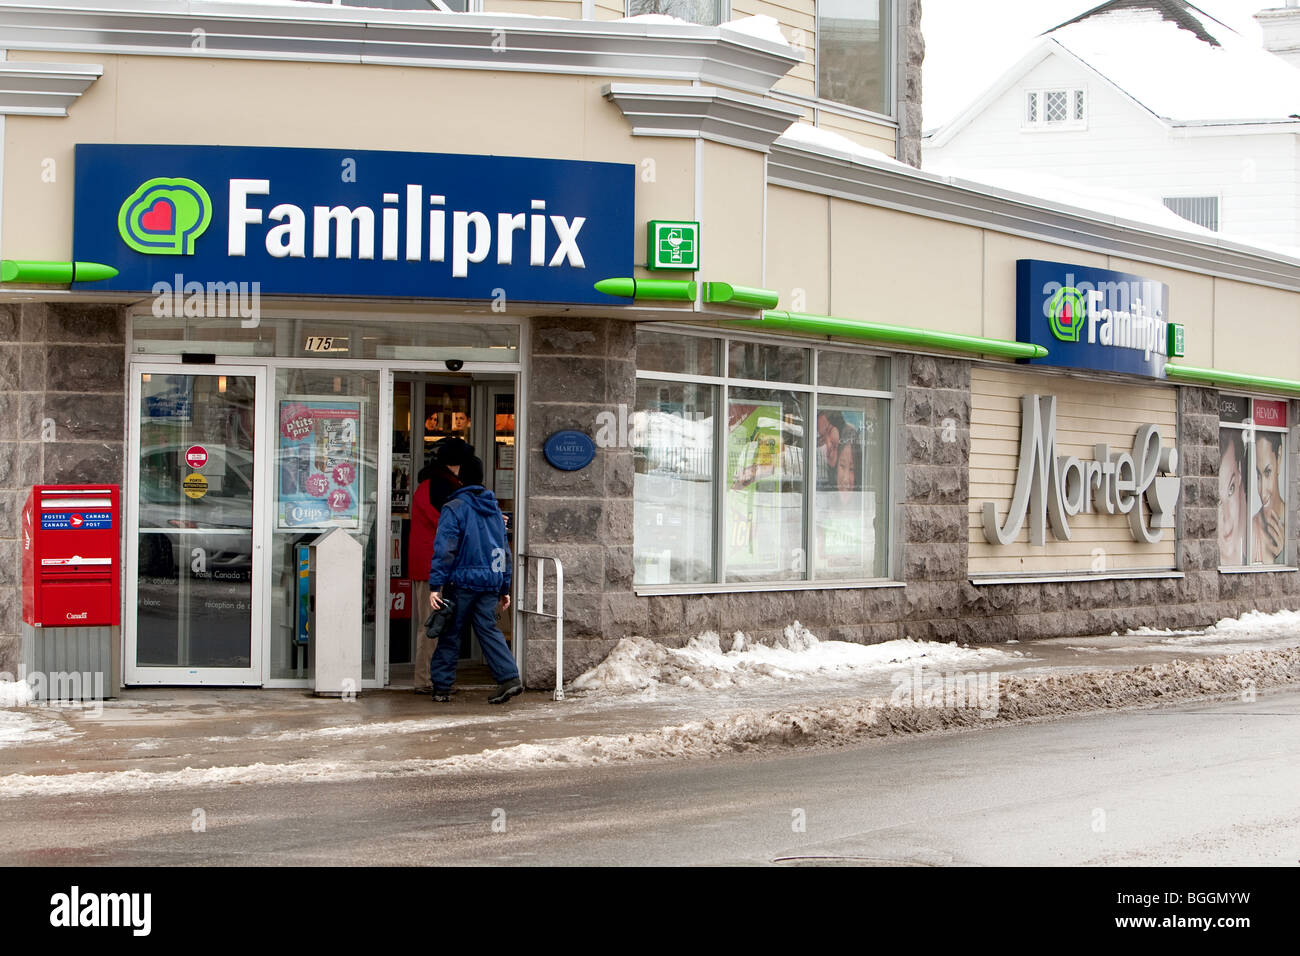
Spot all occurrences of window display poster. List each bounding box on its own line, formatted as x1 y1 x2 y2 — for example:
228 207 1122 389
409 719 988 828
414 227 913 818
726 402 784 573
816 407 868 562
278 398 363 530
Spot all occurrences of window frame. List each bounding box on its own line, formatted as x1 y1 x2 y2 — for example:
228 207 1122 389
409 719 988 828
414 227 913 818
814 0 897 121
633 325 898 593
1022 85 1088 131
624 0 729 26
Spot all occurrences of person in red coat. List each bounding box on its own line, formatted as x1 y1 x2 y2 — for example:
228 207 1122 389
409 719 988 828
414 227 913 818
409 437 472 693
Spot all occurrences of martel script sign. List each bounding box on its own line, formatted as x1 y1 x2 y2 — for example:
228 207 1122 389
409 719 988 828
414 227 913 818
982 394 1181 546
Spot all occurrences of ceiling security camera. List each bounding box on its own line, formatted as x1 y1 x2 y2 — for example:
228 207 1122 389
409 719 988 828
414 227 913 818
445 359 464 372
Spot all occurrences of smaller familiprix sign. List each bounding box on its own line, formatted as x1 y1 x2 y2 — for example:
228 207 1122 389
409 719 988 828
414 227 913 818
1018 259 1179 379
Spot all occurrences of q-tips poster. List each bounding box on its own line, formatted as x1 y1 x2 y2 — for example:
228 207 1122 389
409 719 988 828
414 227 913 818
277 398 363 530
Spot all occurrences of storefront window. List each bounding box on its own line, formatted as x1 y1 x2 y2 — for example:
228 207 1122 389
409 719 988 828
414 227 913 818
815 396 890 579
634 330 893 587
819 0 893 116
1218 395 1289 567
633 379 717 584
726 387 807 582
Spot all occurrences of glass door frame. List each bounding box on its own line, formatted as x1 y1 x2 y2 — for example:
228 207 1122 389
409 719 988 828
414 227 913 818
124 363 269 686
380 368 524 686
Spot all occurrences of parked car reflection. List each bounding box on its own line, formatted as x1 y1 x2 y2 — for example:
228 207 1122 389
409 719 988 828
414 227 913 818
137 444 255 581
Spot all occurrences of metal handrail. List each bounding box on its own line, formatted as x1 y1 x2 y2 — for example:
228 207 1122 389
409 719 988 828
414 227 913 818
518 553 565 700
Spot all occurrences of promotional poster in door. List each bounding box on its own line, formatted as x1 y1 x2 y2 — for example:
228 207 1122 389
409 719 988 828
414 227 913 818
277 398 363 530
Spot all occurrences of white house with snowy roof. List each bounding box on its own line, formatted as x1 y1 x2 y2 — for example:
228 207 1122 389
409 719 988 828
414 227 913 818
923 0 1300 252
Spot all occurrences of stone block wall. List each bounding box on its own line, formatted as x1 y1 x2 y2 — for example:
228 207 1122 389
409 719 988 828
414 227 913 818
0 302 127 675
898 0 925 169
522 315 641 685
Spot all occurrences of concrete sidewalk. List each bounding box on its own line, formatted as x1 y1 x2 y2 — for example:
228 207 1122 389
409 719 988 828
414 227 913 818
1 624 1299 786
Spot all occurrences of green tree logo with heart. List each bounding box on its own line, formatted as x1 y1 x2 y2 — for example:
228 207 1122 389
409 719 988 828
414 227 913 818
118 177 212 255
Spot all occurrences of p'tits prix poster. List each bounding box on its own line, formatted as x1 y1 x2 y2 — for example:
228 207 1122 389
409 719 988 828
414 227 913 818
277 398 364 530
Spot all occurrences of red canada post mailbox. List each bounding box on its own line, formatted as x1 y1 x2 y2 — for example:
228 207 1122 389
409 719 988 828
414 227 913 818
21 485 121 628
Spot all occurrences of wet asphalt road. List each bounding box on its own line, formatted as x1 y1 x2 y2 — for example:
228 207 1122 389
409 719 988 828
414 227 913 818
2 688 1297 866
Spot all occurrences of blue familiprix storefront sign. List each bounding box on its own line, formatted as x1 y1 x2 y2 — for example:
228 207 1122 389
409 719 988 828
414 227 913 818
1017 259 1180 379
72 144 634 305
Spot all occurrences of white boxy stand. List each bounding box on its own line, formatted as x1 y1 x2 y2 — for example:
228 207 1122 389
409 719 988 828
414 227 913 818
310 527 363 698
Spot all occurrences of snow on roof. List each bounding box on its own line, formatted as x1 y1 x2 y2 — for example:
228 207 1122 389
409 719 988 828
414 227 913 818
776 122 913 169
719 14 791 48
777 121 1300 256
1047 2 1300 123
926 160 1215 234
925 159 1300 258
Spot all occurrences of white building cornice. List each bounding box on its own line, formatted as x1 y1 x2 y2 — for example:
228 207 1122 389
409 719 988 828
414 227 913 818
0 1 802 94
0 60 101 115
603 83 802 152
768 138 1300 294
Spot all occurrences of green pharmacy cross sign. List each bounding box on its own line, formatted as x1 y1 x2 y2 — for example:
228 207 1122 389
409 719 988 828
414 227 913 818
647 220 699 271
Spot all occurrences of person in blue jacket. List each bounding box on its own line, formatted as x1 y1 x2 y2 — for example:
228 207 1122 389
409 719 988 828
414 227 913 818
427 454 522 704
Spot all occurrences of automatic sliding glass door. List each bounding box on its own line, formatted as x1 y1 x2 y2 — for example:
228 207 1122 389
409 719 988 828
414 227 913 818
126 366 265 685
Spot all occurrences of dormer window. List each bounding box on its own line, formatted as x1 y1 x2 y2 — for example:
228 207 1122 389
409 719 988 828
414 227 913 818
1024 87 1087 130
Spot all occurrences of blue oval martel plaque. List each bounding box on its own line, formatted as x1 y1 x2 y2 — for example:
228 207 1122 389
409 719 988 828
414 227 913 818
543 430 596 471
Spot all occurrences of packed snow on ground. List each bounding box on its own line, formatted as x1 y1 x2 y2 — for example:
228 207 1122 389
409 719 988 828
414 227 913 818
0 707 75 749
571 622 1027 696
204 713 517 744
6 644 1295 796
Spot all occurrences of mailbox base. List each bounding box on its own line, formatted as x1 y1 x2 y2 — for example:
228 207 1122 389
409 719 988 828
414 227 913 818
21 623 121 701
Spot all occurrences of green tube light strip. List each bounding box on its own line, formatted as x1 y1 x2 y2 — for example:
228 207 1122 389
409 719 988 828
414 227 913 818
1 260 118 283
723 310 1048 360
1165 364 1300 396
594 277 697 302
703 282 781 310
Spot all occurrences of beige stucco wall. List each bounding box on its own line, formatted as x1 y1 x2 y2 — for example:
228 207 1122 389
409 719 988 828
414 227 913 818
0 51 696 266
969 365 1179 576
827 201 982 333
764 184 828 314
701 141 765 288
1212 277 1300 381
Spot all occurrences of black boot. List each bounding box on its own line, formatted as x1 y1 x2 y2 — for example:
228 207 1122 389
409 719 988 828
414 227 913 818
431 687 453 703
488 679 523 704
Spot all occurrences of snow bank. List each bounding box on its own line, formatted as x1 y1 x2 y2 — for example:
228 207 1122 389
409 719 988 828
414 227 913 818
571 623 1024 695
1125 607 1300 649
0 680 33 708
